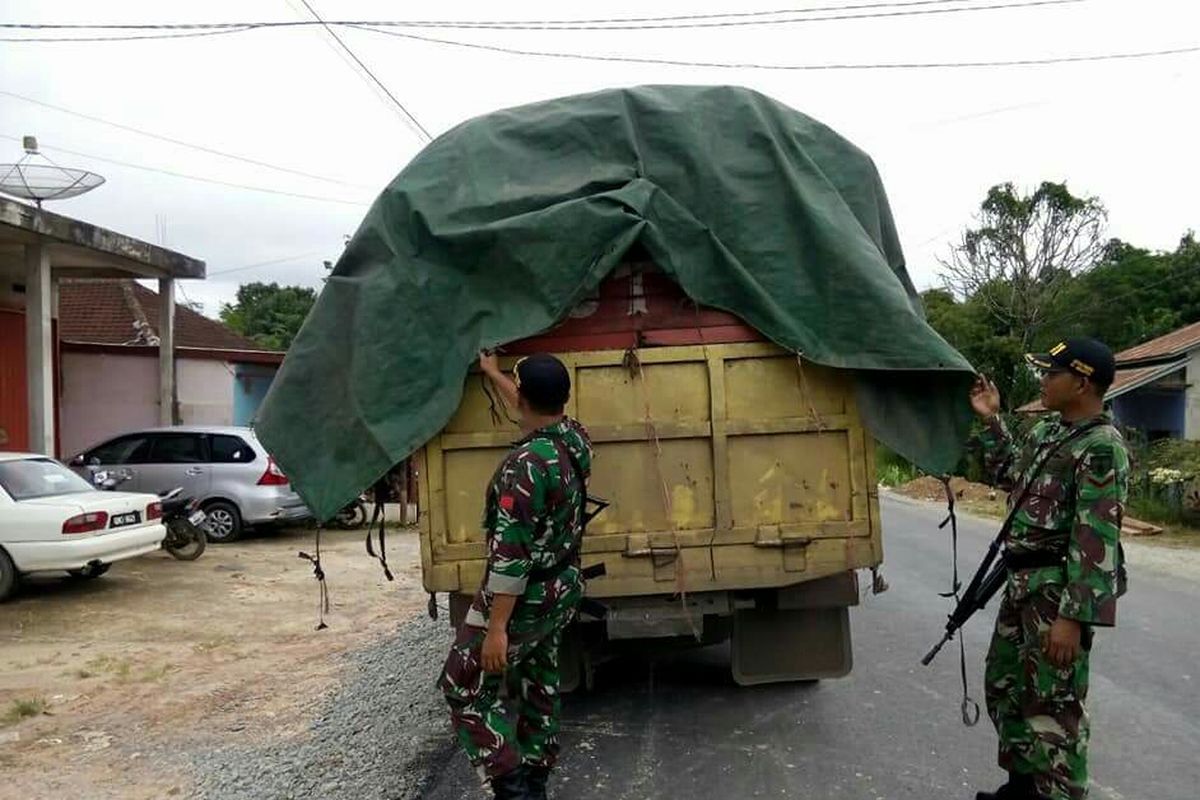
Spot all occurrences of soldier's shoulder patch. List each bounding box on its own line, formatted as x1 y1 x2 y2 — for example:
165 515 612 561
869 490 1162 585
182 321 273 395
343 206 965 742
1082 444 1115 488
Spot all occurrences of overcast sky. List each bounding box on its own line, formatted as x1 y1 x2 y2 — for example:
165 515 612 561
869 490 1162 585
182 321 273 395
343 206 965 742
2 0 1197 317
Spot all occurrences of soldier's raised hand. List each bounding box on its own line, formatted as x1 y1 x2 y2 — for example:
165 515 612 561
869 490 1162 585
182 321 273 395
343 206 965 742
480 350 501 377
970 375 1001 418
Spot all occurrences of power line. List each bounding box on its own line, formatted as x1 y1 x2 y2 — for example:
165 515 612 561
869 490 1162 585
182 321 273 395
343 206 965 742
361 0 1083 31
0 26 258 43
362 0 1080 30
0 1 1084 36
208 251 327 276
294 0 432 142
0 133 371 206
0 2 986 29
354 26 1200 71
0 89 372 188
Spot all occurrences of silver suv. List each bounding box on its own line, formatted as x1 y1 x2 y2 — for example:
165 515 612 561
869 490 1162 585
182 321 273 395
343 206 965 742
68 426 311 543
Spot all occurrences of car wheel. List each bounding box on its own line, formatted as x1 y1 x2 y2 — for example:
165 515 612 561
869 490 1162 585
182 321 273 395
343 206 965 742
0 548 19 601
203 500 243 543
68 562 111 579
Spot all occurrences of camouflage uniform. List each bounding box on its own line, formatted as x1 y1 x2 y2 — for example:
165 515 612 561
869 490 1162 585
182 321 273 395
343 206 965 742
439 418 592 785
978 412 1129 800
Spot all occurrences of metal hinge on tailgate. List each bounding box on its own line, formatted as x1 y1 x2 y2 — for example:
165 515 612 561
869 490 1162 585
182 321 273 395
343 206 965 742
622 536 680 583
753 525 811 572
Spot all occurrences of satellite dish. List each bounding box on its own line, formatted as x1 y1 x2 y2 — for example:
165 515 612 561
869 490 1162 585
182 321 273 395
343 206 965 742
0 135 105 208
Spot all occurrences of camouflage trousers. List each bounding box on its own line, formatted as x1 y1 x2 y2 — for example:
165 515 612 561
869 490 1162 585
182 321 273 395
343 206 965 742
439 581 580 785
985 584 1092 800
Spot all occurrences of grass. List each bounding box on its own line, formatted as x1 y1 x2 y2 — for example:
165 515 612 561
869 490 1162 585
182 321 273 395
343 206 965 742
82 654 175 684
876 445 921 487
957 497 1006 520
1 697 48 727
1127 494 1188 527
85 654 132 680
138 664 174 683
192 636 234 654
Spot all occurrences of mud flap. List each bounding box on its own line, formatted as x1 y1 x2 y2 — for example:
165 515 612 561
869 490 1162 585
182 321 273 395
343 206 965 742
731 606 852 686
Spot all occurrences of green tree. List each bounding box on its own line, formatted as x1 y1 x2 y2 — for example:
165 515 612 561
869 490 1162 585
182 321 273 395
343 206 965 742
1048 234 1200 353
940 182 1108 350
922 288 1036 408
934 182 1109 406
220 282 317 351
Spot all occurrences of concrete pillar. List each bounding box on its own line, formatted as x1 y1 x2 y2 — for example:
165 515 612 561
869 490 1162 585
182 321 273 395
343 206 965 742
24 242 54 455
1186 353 1200 440
158 277 176 426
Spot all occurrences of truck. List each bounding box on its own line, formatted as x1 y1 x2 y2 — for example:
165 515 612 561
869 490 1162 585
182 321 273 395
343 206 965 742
416 261 880 688
254 87 973 689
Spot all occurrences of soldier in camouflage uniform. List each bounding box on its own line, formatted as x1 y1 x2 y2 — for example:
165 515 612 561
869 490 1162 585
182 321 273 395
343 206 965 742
970 338 1129 800
439 352 593 800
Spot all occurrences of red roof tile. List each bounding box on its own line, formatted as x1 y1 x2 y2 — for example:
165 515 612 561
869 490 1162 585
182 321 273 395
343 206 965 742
1115 319 1200 364
58 280 277 353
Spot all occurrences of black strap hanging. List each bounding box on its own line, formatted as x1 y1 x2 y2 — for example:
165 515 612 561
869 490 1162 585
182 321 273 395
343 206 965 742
365 476 395 582
939 477 981 727
298 525 330 630
482 372 518 427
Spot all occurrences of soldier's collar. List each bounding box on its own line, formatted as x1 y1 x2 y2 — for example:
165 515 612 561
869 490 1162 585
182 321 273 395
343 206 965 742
1060 410 1112 429
512 417 570 446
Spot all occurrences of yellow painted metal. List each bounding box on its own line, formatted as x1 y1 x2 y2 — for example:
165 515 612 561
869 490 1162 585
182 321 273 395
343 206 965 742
418 342 882 597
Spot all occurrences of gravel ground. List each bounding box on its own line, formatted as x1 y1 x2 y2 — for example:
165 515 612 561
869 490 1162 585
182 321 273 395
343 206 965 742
192 613 460 800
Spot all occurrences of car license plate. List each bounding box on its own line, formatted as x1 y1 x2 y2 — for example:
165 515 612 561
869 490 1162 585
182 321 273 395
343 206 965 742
110 511 140 528
188 510 207 526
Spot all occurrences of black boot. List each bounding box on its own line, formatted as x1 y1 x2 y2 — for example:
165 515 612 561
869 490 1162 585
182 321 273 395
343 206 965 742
491 768 530 800
976 772 1035 800
526 764 551 800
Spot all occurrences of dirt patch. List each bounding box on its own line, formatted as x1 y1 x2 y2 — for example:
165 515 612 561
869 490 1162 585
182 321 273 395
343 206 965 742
894 476 1003 505
894 476 1007 518
0 524 427 798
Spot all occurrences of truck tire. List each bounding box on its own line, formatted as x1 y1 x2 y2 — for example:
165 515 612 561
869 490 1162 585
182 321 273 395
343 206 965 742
731 606 852 686
203 501 243 543
0 547 18 601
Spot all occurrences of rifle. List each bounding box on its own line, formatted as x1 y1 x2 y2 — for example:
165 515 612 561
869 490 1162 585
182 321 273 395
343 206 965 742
920 417 1109 725
921 548 1007 666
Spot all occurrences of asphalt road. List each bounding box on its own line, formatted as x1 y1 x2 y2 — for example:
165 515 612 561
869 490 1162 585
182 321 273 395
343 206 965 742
420 495 1200 799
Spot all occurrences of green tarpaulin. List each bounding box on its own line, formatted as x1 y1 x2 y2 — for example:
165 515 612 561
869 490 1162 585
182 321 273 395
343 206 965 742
256 85 975 521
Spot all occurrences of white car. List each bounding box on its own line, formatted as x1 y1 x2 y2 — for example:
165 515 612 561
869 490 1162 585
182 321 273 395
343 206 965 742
0 452 167 601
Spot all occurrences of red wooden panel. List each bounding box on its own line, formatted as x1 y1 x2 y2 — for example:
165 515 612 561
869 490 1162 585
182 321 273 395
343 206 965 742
0 309 29 451
641 324 764 347
514 265 767 353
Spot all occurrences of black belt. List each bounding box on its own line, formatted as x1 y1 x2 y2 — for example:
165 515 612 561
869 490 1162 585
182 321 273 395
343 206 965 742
527 559 608 619
1002 549 1066 572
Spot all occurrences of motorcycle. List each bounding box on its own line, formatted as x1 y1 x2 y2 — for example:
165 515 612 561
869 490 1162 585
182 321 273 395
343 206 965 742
93 470 207 561
332 494 368 529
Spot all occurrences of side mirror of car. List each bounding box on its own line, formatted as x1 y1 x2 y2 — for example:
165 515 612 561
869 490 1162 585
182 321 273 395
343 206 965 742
69 454 85 467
